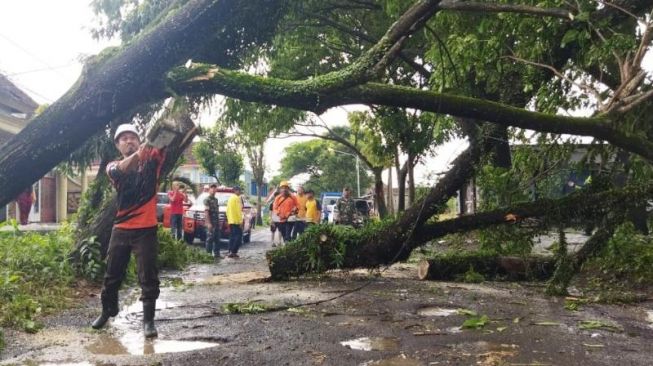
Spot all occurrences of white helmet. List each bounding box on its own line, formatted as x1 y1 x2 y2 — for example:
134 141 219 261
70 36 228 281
114 124 139 141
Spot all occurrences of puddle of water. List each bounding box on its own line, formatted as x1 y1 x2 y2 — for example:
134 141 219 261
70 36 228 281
446 326 462 334
416 307 457 317
112 300 178 327
361 355 424 366
86 333 218 355
341 337 400 351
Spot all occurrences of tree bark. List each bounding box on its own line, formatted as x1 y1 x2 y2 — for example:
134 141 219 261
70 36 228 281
396 153 408 212
417 255 556 281
373 168 387 218
256 181 264 225
387 167 394 215
407 151 416 206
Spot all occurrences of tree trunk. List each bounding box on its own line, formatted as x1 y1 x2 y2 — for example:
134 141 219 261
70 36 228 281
407 152 416 207
387 167 394 215
373 168 387 218
417 255 556 281
396 153 408 212
256 181 264 225
0 0 282 207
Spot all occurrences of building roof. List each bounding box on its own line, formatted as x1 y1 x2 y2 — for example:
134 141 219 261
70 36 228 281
0 73 38 136
0 73 38 115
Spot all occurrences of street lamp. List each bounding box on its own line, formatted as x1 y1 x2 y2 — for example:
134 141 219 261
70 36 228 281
329 148 360 197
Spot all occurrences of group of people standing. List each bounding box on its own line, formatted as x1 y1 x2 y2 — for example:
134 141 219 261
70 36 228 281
168 182 244 259
268 181 360 245
269 181 321 246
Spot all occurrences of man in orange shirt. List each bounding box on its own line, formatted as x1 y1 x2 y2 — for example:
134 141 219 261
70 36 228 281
91 124 165 338
273 181 298 243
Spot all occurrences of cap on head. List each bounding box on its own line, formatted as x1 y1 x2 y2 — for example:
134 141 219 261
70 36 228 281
114 124 139 142
233 186 241 192
279 180 290 188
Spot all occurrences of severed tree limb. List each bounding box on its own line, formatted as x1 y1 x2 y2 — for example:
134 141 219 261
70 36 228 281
267 180 653 279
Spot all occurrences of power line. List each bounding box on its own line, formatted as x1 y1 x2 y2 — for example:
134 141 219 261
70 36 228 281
0 32 69 80
6 62 77 77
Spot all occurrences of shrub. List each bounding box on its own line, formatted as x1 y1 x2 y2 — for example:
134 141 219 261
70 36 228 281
0 222 75 333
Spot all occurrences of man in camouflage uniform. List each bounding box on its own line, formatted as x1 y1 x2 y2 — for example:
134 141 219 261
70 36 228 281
335 187 357 226
204 184 221 259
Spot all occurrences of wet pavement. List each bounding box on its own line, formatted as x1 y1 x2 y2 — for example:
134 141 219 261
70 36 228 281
2 228 653 365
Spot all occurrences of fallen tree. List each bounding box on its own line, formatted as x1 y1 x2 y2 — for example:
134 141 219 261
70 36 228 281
266 184 653 280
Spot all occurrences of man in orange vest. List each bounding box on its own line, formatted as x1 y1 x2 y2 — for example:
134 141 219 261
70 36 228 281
273 180 298 243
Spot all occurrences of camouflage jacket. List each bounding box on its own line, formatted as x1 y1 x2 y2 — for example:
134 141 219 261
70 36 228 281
204 195 220 225
335 197 356 225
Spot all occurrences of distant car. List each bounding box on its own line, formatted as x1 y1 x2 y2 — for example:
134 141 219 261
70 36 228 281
320 192 342 223
156 192 169 223
182 187 255 245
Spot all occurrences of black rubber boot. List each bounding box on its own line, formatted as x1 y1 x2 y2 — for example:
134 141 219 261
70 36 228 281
91 296 119 329
143 300 158 338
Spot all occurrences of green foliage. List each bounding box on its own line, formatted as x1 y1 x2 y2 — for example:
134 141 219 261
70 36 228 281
0 223 75 333
267 219 395 279
462 315 490 330
157 226 213 269
564 297 588 311
585 223 653 285
193 126 244 187
478 225 536 256
578 320 622 333
277 138 373 196
458 265 485 283
77 236 105 281
222 301 270 315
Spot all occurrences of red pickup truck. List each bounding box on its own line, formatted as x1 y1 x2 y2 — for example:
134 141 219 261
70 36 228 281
179 187 255 245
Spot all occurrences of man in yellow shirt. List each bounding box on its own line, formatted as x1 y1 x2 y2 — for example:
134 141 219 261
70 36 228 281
226 186 243 258
305 190 321 225
292 185 308 239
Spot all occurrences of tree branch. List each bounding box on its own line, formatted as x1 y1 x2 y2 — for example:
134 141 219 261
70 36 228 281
437 1 573 19
167 66 653 162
